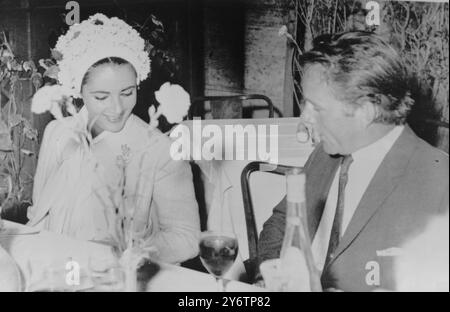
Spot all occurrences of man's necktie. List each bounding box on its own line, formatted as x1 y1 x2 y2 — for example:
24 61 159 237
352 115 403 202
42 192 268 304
325 155 353 266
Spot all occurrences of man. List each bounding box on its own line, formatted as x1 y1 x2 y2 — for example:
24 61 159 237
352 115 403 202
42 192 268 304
258 31 449 291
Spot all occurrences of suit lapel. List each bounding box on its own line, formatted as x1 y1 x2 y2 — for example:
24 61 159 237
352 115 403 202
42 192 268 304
326 126 419 267
305 144 341 240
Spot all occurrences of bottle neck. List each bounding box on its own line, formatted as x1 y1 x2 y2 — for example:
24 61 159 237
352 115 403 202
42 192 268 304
286 172 305 203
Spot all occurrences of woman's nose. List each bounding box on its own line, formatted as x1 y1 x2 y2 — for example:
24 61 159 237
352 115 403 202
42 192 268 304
111 96 124 115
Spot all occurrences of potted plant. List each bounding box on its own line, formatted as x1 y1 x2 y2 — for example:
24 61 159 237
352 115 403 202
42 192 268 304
0 31 40 224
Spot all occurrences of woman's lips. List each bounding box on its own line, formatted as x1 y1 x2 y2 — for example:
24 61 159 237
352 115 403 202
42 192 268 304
104 114 123 123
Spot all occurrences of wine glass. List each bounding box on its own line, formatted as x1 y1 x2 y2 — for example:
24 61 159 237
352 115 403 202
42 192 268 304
199 231 239 292
88 254 125 292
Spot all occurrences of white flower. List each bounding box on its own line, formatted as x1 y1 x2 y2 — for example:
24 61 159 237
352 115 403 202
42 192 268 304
43 65 60 80
0 49 13 58
31 85 71 119
154 82 191 124
31 85 58 113
38 59 49 70
147 105 159 130
54 13 151 98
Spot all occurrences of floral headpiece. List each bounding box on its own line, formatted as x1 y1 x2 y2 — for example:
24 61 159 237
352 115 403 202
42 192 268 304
32 14 190 136
53 13 150 98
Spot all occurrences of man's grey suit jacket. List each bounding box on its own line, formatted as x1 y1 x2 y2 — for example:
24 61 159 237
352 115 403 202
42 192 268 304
258 125 449 291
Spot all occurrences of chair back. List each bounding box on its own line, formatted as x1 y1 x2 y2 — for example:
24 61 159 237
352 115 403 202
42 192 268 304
189 94 282 119
240 161 302 280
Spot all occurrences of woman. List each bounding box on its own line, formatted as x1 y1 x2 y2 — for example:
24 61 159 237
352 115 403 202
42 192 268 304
27 14 200 264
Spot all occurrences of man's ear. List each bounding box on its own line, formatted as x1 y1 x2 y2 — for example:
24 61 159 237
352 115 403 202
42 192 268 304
355 100 377 127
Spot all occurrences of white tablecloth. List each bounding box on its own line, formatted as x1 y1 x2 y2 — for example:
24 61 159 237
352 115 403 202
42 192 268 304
0 237 22 291
0 220 114 291
149 262 264 292
0 221 263 292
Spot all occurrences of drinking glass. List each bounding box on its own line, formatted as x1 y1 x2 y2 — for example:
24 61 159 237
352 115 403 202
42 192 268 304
88 255 125 292
199 231 239 292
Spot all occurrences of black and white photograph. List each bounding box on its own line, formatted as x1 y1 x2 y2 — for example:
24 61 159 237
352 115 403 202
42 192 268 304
0 0 448 295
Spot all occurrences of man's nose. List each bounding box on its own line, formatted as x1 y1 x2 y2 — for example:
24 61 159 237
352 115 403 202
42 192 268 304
301 104 315 124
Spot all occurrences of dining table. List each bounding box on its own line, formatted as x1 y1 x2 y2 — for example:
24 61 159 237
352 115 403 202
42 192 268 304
0 220 264 292
1 117 314 290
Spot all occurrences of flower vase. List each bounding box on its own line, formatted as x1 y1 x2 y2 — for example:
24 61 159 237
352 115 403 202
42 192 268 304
119 248 139 292
123 262 138 292
119 246 155 292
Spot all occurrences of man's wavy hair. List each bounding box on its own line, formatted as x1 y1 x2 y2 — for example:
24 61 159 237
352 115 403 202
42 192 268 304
299 31 414 125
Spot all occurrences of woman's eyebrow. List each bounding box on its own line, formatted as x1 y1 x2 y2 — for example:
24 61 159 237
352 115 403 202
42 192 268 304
89 86 136 94
90 90 110 94
121 85 136 92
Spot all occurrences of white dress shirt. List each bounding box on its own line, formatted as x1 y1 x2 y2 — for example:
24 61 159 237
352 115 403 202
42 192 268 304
311 126 405 272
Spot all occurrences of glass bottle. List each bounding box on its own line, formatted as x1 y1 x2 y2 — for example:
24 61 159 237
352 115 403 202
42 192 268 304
280 168 322 292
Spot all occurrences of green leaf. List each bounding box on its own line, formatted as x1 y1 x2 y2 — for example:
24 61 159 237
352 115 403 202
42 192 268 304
51 49 63 61
8 114 22 128
31 73 43 90
23 119 38 141
43 65 59 80
0 134 12 151
10 59 22 71
151 14 164 29
0 118 9 133
0 173 13 198
22 61 33 72
20 149 34 156
38 58 55 70
0 119 12 151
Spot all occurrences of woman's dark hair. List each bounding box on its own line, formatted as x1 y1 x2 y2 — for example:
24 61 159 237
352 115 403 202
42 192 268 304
81 57 136 88
73 57 137 109
300 31 414 125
